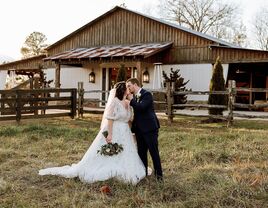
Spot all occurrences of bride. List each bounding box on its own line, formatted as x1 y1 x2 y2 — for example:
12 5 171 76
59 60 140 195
39 81 146 185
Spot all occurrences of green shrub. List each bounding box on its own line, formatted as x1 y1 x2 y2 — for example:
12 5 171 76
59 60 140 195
208 57 228 115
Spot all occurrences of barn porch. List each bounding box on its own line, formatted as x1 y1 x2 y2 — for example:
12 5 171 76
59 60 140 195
44 42 173 94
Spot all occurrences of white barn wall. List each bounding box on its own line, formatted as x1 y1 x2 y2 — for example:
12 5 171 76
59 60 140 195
46 65 101 99
0 71 7 89
162 64 229 101
44 68 56 98
141 66 154 89
44 68 55 87
44 63 229 101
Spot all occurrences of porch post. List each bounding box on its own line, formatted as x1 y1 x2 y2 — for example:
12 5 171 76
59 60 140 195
55 64 61 97
136 61 142 84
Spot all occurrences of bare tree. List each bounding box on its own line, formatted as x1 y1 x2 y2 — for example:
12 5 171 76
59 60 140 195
119 3 127 8
159 0 244 44
232 21 248 47
253 8 268 50
20 31 49 58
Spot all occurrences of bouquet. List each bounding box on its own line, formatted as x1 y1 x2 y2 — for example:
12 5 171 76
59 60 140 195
97 130 123 156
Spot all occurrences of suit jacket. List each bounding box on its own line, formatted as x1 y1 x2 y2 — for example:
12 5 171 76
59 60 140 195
130 88 160 134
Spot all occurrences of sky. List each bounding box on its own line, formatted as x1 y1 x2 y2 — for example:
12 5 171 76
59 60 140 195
0 0 267 60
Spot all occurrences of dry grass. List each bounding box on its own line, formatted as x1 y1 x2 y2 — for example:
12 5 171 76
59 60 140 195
0 114 268 207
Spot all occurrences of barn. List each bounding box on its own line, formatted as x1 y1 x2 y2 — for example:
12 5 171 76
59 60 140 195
0 55 46 89
1 6 268 105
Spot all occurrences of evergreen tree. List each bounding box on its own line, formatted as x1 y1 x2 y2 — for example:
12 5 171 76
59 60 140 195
208 57 227 115
116 64 127 82
162 68 189 108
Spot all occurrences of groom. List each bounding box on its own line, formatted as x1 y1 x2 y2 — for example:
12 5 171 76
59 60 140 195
126 78 163 181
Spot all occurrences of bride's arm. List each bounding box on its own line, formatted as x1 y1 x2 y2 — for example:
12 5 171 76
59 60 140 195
104 98 117 143
128 120 132 129
106 119 113 143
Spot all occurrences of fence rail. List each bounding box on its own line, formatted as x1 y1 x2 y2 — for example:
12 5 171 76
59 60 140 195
173 91 229 95
236 88 268 92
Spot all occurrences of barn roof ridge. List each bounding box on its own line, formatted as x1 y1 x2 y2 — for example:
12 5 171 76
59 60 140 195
46 6 241 50
0 54 46 68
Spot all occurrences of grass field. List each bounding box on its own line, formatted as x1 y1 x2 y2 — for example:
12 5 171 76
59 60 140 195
0 114 268 207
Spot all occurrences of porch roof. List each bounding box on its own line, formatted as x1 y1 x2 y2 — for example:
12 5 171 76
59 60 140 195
44 42 173 61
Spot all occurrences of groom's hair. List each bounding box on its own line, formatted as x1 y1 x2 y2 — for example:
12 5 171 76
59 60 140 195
126 78 140 87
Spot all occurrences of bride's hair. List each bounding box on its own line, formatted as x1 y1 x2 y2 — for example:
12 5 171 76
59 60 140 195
114 81 126 100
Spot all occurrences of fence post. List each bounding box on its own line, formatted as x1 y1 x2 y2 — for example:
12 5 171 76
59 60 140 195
41 82 46 115
70 89 77 119
166 81 174 124
16 90 22 123
78 82 84 118
0 93 3 116
227 80 236 126
33 76 39 115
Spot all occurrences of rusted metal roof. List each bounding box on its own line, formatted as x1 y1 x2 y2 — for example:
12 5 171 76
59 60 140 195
44 42 173 61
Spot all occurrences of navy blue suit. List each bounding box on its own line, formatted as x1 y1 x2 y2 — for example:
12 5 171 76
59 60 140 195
130 88 163 179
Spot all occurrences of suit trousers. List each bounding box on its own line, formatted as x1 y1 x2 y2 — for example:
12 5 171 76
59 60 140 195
135 130 163 179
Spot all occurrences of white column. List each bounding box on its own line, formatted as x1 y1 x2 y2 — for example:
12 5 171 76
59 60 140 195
153 63 163 89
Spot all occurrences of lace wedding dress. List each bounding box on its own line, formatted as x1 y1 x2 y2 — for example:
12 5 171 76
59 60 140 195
39 97 146 185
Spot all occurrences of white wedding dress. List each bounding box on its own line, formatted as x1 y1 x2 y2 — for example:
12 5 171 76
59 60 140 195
39 97 146 185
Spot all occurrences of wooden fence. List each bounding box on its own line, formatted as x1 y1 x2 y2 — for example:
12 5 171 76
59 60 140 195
0 88 77 122
2 80 266 124
166 80 268 124
77 80 268 125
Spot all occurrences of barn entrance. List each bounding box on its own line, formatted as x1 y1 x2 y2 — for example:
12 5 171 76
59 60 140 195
227 62 268 104
101 66 137 106
107 67 133 89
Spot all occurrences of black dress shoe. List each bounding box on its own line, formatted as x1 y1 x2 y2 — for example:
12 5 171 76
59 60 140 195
156 175 163 182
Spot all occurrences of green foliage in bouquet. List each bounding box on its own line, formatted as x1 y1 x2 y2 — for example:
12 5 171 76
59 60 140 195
97 130 123 156
97 143 124 156
102 130 108 138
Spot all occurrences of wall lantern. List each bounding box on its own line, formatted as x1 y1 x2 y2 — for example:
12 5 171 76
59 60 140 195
89 71 95 83
142 69 149 83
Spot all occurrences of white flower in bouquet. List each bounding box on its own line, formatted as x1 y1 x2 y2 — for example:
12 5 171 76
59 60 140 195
97 131 123 156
